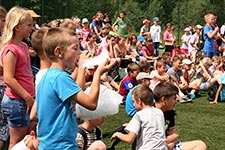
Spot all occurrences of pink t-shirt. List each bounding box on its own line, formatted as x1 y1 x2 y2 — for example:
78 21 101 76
81 28 92 42
1 42 35 98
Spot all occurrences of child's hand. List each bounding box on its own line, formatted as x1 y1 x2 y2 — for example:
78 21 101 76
111 132 119 140
79 50 91 64
26 97 35 113
96 59 117 75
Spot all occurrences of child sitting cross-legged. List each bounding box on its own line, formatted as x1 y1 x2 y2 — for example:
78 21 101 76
111 84 167 150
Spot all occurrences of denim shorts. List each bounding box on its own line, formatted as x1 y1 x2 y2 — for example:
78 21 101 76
1 95 29 127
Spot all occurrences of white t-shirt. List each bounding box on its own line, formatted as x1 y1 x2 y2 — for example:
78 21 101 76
188 32 199 52
35 69 48 89
11 135 30 150
181 34 191 49
220 25 225 48
125 107 167 150
150 25 161 42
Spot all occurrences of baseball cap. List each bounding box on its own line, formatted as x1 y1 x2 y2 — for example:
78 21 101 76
143 19 150 24
182 59 192 65
153 17 159 22
136 72 152 81
137 36 145 42
27 10 41 18
195 24 203 29
82 18 89 24
183 27 190 32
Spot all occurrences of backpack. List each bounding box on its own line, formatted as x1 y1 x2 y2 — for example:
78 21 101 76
77 126 102 150
208 83 219 101
197 28 205 50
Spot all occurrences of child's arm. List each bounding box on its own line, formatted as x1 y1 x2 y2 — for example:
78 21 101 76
111 131 136 144
3 51 34 112
72 59 116 110
166 127 179 150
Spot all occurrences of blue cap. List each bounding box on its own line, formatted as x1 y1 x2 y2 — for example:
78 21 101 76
137 36 145 42
153 17 159 22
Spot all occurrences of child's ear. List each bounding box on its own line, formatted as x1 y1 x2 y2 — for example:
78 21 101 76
54 46 62 57
30 130 35 137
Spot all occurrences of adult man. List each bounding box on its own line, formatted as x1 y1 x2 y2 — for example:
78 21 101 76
112 11 132 37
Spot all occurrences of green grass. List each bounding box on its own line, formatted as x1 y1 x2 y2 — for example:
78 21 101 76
101 91 225 150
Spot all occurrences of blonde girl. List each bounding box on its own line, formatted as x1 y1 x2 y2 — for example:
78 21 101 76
0 7 35 149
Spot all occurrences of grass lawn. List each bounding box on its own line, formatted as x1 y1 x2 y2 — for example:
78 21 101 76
101 91 225 150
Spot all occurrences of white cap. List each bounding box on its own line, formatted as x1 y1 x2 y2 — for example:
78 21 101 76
183 27 190 32
182 59 192 65
136 72 152 80
82 18 89 24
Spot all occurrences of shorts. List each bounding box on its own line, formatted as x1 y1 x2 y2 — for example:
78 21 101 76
1 95 29 127
200 82 208 91
173 140 183 150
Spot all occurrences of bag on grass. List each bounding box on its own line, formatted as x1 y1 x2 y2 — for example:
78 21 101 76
207 84 219 101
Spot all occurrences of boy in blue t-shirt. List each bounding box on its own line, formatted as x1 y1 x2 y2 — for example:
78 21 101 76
203 12 221 58
36 27 115 150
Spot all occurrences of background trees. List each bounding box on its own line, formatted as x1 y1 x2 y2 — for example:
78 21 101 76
1 0 225 39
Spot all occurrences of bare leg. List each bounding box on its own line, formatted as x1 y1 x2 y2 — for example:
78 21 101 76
182 140 207 150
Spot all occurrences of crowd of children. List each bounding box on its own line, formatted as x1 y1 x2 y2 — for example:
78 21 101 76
0 5 225 150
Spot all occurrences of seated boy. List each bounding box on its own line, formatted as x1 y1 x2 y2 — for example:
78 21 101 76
11 130 39 150
154 82 207 150
76 117 106 150
118 63 140 103
36 27 115 150
111 84 167 150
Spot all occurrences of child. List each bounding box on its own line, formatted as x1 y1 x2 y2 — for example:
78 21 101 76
11 130 39 150
112 84 167 150
149 59 170 90
181 59 202 99
80 18 92 42
142 37 158 61
211 71 225 104
118 63 139 102
140 19 151 38
203 12 221 58
76 117 106 150
154 82 207 150
0 7 35 149
36 27 115 149
180 27 191 55
125 72 152 117
0 6 9 150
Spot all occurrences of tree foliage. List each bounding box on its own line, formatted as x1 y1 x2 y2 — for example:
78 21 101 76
1 0 224 34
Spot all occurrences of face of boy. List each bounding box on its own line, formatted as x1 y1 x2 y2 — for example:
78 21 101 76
132 95 142 111
62 36 81 70
164 95 177 111
207 14 217 25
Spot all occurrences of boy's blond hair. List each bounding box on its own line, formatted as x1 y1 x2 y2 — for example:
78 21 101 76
127 63 139 74
1 6 31 49
211 55 220 63
201 57 212 66
42 27 76 61
156 60 166 69
132 84 154 105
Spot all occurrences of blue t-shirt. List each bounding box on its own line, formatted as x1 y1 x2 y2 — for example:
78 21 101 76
203 25 215 53
37 68 81 150
220 73 225 101
125 85 138 117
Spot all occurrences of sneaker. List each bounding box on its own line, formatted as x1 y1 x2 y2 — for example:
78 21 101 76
180 96 193 103
189 93 195 99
